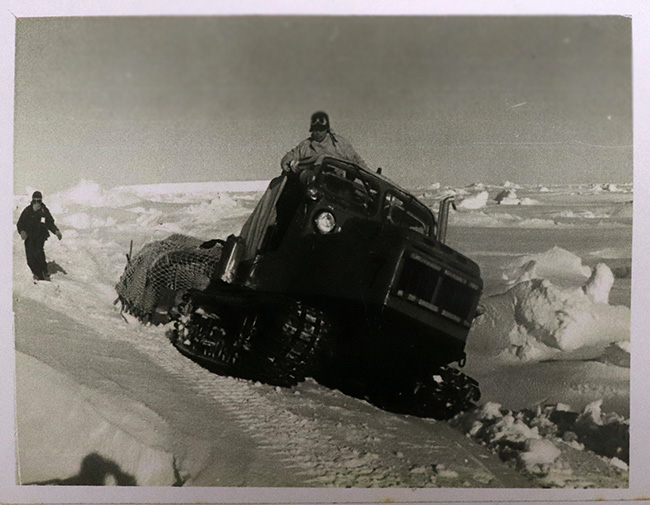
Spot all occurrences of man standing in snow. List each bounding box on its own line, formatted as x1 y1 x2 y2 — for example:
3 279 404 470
280 111 369 172
17 191 62 281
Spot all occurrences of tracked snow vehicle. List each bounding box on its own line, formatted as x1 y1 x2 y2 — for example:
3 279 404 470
166 156 483 419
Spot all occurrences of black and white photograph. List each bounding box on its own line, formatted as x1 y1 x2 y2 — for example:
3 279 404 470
2 1 649 504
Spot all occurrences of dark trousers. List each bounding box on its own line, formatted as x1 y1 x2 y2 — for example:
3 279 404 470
24 236 48 279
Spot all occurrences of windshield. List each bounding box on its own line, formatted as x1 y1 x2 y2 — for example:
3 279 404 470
319 162 379 213
382 192 435 236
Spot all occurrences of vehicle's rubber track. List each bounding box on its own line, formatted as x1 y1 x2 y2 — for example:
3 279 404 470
258 301 333 382
171 294 479 419
364 366 481 421
409 367 481 419
172 301 332 387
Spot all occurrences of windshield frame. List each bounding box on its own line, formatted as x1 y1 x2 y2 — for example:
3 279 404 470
381 190 436 237
317 159 380 215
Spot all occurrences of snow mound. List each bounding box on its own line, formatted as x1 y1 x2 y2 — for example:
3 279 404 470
198 193 238 210
457 191 489 210
469 263 629 361
503 260 538 285
452 400 629 482
602 183 620 193
502 181 521 189
186 193 240 221
60 212 93 230
502 247 592 287
583 263 615 303
495 189 520 205
519 197 540 206
452 403 551 475
538 186 550 193
519 439 562 469
435 188 463 200
59 212 118 230
54 180 143 208
62 180 104 205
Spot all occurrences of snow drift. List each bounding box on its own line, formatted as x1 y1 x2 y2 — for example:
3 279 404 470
468 248 629 362
495 189 521 205
16 353 178 486
457 191 489 210
451 399 629 487
501 246 592 287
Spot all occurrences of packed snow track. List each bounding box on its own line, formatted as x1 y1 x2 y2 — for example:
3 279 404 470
15 297 532 487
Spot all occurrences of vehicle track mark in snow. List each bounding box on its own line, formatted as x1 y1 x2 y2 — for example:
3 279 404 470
15 285 531 487
159 364 397 487
93 320 385 485
87 319 411 485
111 323 530 487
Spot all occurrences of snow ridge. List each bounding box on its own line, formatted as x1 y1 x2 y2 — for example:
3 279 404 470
452 401 628 487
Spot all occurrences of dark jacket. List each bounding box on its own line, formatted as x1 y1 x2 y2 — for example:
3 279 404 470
17 203 60 242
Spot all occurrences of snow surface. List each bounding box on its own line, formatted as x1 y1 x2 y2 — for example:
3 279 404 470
12 179 631 491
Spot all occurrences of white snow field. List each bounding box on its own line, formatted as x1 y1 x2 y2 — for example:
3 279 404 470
12 179 631 490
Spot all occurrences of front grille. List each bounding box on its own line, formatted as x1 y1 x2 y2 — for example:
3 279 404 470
394 252 479 325
395 256 441 302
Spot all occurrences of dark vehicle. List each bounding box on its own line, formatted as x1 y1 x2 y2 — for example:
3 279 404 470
168 156 484 419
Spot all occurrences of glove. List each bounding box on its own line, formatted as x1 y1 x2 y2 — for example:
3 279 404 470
282 159 300 173
55 230 62 240
289 160 301 173
19 231 27 240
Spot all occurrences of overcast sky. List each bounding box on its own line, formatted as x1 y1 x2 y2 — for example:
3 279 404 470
13 15 632 193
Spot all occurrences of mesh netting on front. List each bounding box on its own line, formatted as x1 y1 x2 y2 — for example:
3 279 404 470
115 234 223 318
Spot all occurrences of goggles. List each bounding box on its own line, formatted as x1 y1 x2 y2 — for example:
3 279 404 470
311 117 328 127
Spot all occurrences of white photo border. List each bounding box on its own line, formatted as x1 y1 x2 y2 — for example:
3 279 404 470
1 1 648 504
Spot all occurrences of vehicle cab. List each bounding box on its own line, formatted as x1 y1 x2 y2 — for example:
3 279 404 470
214 156 482 369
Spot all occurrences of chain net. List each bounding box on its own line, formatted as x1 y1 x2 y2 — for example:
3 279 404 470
115 234 223 321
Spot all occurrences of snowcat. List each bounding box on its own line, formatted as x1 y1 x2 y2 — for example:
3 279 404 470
116 156 483 419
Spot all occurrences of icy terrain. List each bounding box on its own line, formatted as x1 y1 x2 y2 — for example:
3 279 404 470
12 179 632 491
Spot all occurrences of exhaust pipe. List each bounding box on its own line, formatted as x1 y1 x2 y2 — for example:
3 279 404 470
437 196 455 244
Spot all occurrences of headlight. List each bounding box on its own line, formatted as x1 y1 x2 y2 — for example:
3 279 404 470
314 211 337 234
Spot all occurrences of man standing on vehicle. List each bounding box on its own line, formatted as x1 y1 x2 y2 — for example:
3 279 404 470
17 191 62 281
281 111 369 173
